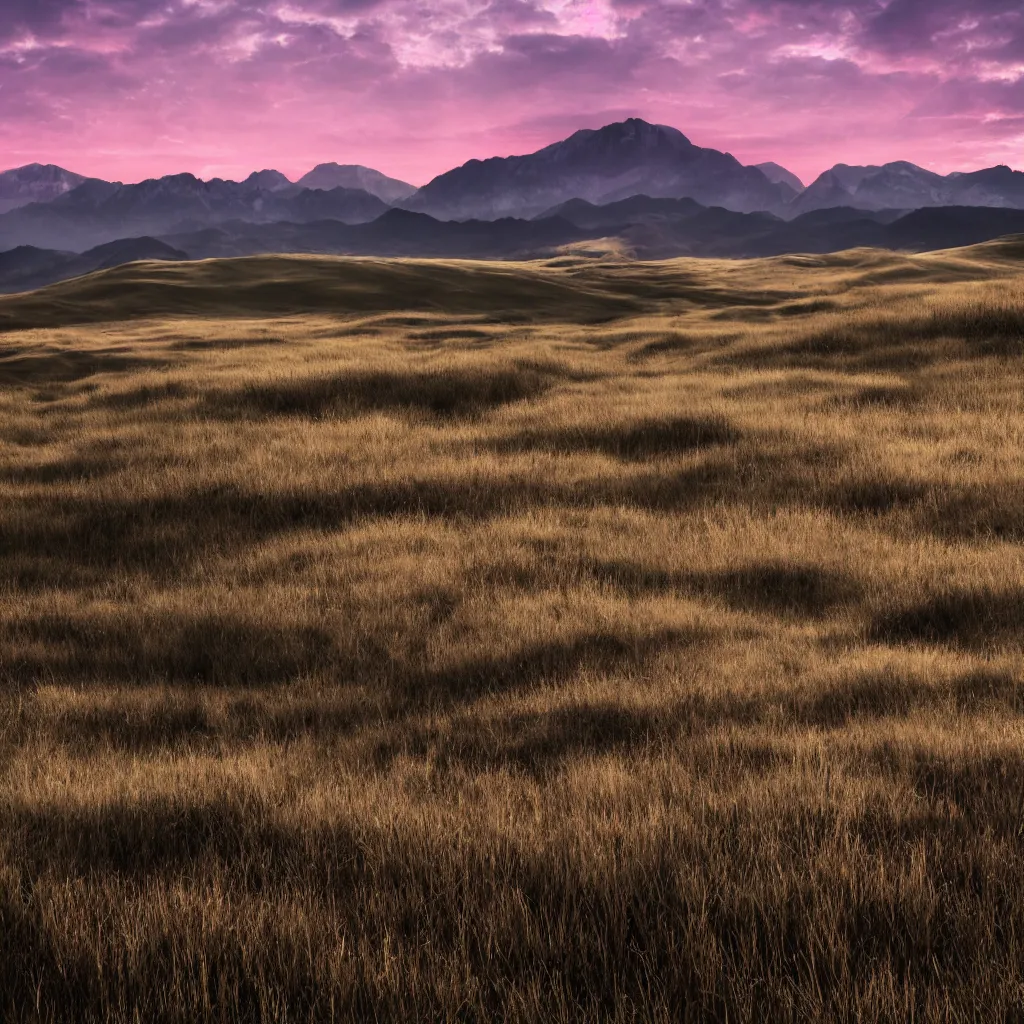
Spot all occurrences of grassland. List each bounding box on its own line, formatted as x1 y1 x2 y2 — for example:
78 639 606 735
0 239 1022 1022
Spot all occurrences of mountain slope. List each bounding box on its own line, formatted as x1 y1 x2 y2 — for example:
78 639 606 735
404 119 795 220
298 164 417 203
243 170 297 193
948 166 1024 208
756 162 804 192
0 164 88 215
790 161 1024 215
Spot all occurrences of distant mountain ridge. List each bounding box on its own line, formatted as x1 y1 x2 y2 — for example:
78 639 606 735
297 165 416 204
792 161 1024 214
0 164 87 215
0 174 390 251
7 197 1024 295
3 119 1024 271
244 170 296 193
159 208 590 262
6 122 1024 238
403 119 797 220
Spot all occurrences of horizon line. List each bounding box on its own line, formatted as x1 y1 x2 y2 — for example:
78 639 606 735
4 118 1022 191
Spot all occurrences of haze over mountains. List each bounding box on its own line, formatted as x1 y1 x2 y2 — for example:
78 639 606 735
3 118 1024 292
0 174 393 252
790 161 1024 217
296 165 417 203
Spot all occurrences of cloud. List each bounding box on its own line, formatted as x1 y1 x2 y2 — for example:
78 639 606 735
0 0 1021 185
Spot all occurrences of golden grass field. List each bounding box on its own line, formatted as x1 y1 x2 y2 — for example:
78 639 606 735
1 239 1023 1022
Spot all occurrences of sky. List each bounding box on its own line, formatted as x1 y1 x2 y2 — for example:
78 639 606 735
1 0 1022 187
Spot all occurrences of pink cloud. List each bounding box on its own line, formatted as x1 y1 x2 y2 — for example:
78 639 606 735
0 0 1021 186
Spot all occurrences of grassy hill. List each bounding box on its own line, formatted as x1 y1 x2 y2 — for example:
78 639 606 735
1 241 1023 1022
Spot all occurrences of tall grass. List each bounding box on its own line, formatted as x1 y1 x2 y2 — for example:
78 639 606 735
1 241 1023 1022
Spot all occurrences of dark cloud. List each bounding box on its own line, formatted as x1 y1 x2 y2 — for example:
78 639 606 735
861 0 1024 53
0 0 79 41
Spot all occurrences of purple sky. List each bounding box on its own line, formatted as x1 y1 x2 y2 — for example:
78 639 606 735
1 0 1022 186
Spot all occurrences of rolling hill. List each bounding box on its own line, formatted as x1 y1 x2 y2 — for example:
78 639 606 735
1 239 1023 1021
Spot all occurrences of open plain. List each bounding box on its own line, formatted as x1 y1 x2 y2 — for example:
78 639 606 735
1 241 1023 1021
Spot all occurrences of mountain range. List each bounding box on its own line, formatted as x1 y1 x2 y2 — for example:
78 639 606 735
237 165 418 203
0 174 394 251
790 161 1024 216
2 118 1024 291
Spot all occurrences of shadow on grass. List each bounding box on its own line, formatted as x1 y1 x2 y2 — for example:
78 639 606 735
594 558 864 618
5 766 1024 1024
26 629 697 751
822 476 1024 542
860 742 1024 844
0 441 839 585
723 305 1024 373
0 478 545 580
0 453 121 485
204 365 566 421
787 668 1020 728
870 589 1024 651
828 477 931 515
481 556 861 620
1 614 338 688
368 664 1022 775
687 563 862 618
413 628 696 704
168 334 288 351
406 327 498 345
1 566 695 693
2 442 1019 592
924 483 1024 542
487 415 740 460
817 383 926 412
2 460 752 582
50 702 217 751
631 332 741 360
6 798 306 880
775 300 840 317
0 347 171 388
185 356 588 421
17 653 1020 775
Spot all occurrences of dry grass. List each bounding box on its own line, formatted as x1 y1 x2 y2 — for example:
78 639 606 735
1 240 1023 1022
